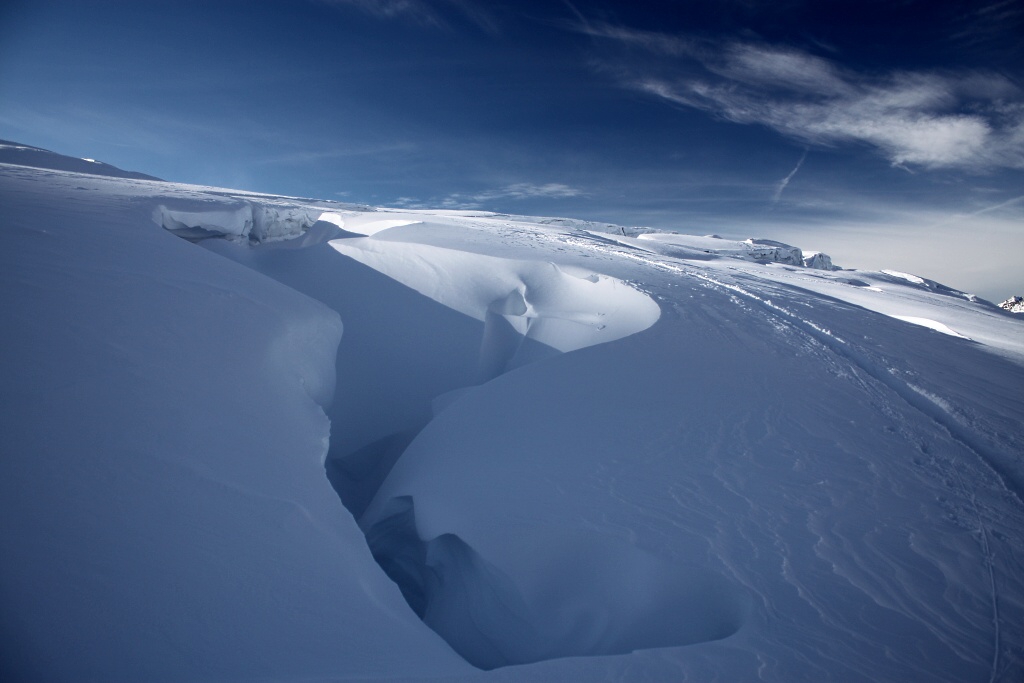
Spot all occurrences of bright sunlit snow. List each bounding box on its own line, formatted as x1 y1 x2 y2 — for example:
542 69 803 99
2 148 1023 682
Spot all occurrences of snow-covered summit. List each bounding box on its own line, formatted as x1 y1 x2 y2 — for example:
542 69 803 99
0 139 162 180
1000 295 1024 313
2 146 1023 682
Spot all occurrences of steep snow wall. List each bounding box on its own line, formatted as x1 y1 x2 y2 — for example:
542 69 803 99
0 168 473 682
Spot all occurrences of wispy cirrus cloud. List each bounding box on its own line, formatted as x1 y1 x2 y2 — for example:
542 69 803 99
391 183 584 209
469 182 583 201
315 0 497 33
442 182 584 208
256 142 418 166
577 22 1024 171
950 0 1024 49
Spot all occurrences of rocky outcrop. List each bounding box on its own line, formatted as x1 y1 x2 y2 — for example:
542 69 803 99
999 296 1024 313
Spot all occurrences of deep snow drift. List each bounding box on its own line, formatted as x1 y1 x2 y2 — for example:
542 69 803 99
2 150 1023 682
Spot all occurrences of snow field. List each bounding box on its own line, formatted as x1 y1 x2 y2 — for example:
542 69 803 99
3 157 1024 682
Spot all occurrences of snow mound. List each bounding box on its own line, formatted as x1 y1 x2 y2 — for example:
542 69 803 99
340 212 424 236
891 315 972 339
329 238 660 369
154 202 321 243
877 268 984 303
882 269 927 285
1000 296 1024 313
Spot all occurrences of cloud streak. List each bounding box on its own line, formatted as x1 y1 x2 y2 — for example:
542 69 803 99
579 22 1024 171
315 0 497 33
442 182 584 208
392 183 584 209
772 149 807 204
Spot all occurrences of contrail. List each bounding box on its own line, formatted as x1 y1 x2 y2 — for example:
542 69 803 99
928 193 1024 230
968 193 1024 217
772 149 808 204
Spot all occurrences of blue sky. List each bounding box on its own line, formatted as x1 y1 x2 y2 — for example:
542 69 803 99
1 0 1022 299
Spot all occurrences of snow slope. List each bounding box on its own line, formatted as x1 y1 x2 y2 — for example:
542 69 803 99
0 164 470 681
0 139 162 181
2 151 1023 682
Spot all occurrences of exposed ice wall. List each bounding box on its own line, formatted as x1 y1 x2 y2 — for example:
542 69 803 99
637 232 837 269
803 251 835 270
744 238 804 265
154 202 322 243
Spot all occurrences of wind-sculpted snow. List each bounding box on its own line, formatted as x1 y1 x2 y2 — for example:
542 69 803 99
329 236 660 356
362 263 1024 681
3 154 1024 682
366 497 747 669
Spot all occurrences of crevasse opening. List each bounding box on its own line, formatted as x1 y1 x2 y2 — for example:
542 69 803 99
160 212 750 671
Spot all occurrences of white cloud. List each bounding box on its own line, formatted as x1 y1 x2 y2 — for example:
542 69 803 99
439 183 584 208
772 149 807 204
473 183 583 201
581 22 1024 171
572 21 698 58
715 44 851 96
257 143 418 166
315 0 497 32
385 183 584 210
317 0 443 26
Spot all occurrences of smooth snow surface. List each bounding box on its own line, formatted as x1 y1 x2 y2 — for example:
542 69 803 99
329 237 660 354
891 315 972 339
3 152 1024 682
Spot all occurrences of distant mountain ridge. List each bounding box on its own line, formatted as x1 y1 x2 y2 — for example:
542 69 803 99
0 139 162 181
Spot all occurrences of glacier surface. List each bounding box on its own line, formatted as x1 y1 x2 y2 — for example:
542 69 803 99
2 152 1023 682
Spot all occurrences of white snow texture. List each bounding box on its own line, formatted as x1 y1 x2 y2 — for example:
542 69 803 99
2 149 1024 682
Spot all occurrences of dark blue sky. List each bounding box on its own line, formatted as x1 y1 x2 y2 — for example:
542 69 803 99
1 0 1022 297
